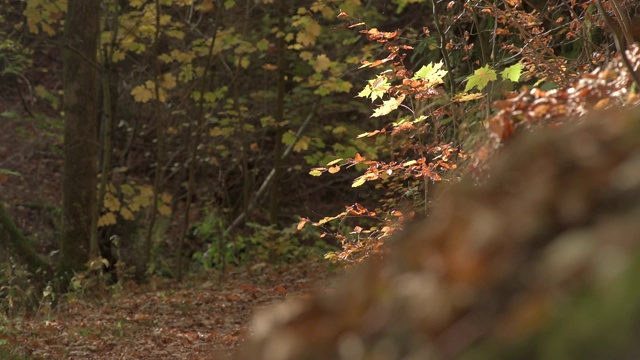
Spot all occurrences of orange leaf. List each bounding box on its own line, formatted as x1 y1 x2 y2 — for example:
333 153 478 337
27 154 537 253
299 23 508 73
273 285 287 295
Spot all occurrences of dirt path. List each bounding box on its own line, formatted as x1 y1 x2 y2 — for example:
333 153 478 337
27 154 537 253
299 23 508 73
1 261 334 359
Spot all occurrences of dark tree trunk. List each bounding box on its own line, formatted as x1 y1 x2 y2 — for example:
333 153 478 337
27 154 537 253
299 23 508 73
58 0 100 287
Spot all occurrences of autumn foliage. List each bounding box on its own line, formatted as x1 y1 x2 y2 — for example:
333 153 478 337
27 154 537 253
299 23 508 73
297 0 640 265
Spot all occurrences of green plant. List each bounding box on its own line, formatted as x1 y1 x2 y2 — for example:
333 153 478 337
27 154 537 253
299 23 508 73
192 214 334 269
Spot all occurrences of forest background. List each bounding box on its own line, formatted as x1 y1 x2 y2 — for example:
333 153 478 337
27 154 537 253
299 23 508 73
1 0 639 356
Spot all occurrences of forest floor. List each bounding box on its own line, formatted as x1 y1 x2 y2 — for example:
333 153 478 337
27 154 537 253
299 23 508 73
1 261 335 359
0 96 338 358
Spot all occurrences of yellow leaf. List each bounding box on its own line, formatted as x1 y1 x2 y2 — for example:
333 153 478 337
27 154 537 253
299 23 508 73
158 88 168 102
300 51 313 61
104 193 121 212
130 0 145 8
196 0 214 12
352 176 366 187
293 136 310 152
98 213 117 227
371 94 406 117
307 19 321 37
131 85 153 103
326 158 343 166
121 184 135 196
161 73 177 90
296 32 314 47
453 92 485 102
129 199 141 212
158 204 171 217
112 50 126 63
132 194 150 210
313 54 331 72
120 208 135 221
138 185 154 197
161 192 172 204
309 170 323 176
159 15 172 26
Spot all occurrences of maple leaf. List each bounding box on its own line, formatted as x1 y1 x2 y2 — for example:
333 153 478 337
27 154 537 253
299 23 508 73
464 65 497 92
501 62 523 82
281 131 296 146
161 73 177 90
371 94 406 117
104 193 121 212
120 208 135 221
161 192 172 204
357 76 389 102
121 184 135 196
313 54 331 72
412 61 447 84
130 0 145 8
98 213 117 227
158 204 172 217
293 136 310 152
131 84 153 103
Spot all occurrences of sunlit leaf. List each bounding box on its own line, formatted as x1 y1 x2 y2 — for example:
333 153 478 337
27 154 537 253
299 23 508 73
412 61 447 84
501 62 523 82
297 217 308 230
352 176 366 187
326 158 343 166
465 65 497 92
453 92 485 102
371 95 405 117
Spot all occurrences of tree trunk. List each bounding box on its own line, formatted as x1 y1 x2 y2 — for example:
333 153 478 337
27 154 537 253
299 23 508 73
58 0 100 287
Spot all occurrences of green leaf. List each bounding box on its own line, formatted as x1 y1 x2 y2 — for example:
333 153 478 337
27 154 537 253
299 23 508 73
0 168 21 176
357 76 389 102
309 170 323 176
412 61 447 84
256 38 270 52
326 158 343 166
464 65 498 92
0 111 18 119
352 176 366 187
501 62 523 82
282 131 296 146
371 95 405 117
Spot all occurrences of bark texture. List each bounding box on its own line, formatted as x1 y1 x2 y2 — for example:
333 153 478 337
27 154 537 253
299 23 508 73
58 0 100 285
